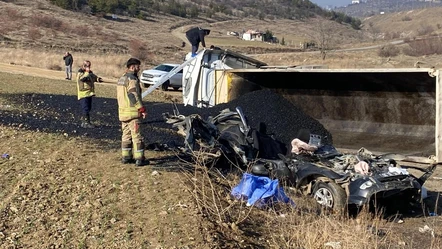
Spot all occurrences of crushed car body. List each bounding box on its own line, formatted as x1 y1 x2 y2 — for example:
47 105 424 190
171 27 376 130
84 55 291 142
164 106 436 211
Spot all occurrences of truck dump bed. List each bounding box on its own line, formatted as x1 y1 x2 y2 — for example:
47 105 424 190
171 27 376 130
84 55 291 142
181 49 441 163
225 68 439 162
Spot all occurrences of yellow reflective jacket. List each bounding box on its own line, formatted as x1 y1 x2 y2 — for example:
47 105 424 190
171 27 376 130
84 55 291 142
76 69 98 100
117 71 144 121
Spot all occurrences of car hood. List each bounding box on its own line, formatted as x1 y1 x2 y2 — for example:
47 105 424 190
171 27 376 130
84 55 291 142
142 69 167 76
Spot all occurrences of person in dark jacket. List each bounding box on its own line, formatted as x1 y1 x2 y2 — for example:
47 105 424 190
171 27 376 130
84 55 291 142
63 52 73 80
185 27 210 57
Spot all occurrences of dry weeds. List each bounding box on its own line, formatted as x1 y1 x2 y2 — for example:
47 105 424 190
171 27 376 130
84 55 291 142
183 154 442 249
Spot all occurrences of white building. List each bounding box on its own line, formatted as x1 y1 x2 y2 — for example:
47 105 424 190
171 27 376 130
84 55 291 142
351 0 360 4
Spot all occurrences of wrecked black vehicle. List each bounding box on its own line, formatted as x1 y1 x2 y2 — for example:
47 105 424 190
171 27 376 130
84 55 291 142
253 145 436 212
164 107 436 211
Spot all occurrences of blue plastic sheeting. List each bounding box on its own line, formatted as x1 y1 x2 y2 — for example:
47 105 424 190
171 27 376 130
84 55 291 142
231 173 295 207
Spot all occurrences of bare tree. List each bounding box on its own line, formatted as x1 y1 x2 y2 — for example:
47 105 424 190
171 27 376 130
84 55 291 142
307 18 336 60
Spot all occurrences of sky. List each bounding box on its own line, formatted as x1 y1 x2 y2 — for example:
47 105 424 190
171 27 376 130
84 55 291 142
310 0 350 8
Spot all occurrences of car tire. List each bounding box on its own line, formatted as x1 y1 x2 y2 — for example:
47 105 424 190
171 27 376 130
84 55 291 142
173 87 179 91
312 181 347 212
161 81 170 91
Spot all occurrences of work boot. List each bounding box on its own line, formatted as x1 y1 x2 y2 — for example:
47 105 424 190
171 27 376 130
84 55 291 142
121 157 135 164
135 158 150 167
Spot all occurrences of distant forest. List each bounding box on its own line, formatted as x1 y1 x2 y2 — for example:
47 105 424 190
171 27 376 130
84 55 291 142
48 0 362 29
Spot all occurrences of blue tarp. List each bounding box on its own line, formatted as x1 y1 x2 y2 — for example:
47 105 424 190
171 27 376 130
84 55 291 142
231 173 295 207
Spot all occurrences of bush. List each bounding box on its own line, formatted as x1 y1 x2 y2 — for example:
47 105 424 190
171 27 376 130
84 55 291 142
378 44 400 57
401 16 412 21
416 24 434 36
403 38 442 56
5 7 23 21
48 64 62 71
30 14 64 31
385 31 400 40
28 28 43 40
128 39 148 62
71 25 91 37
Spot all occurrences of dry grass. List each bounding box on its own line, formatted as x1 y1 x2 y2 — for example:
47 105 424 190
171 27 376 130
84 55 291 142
183 155 442 248
0 48 130 78
403 38 442 57
362 7 442 39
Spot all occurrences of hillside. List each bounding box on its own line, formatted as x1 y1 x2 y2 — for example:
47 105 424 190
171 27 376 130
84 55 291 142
1 0 442 75
337 0 442 17
0 0 367 72
48 0 338 21
360 7 442 39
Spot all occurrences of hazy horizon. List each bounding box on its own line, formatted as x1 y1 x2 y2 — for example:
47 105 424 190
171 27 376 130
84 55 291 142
310 0 350 7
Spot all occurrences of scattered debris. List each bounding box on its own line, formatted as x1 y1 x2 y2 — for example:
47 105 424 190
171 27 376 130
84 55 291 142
398 241 406 246
324 241 341 249
367 225 386 237
159 210 168 216
418 225 435 237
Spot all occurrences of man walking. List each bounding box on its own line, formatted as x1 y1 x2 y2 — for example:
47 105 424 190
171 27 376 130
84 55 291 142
185 27 210 57
63 51 73 80
117 58 149 166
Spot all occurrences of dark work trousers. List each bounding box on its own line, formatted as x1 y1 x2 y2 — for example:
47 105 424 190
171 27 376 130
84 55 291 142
79 97 93 120
191 44 199 56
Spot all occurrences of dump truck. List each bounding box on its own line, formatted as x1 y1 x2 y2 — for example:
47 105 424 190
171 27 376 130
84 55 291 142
173 49 441 165
145 48 440 211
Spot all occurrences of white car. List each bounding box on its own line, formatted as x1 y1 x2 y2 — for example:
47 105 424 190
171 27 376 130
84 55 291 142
139 63 183 91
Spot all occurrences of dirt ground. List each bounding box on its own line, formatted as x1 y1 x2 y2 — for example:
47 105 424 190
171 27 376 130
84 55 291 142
1 65 442 249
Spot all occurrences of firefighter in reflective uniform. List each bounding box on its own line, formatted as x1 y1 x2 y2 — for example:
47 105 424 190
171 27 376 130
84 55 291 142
117 58 149 166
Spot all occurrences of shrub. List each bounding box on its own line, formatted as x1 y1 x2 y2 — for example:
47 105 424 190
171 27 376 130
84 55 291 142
71 25 91 37
30 14 64 31
416 24 434 36
128 39 148 62
28 27 43 40
403 38 442 56
48 64 62 71
401 16 412 21
385 31 400 40
5 7 23 21
378 44 400 57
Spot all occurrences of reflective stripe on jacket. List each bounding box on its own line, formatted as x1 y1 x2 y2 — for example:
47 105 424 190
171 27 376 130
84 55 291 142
117 71 144 121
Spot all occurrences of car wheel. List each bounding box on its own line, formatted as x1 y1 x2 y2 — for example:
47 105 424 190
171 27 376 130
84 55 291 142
173 87 179 91
161 81 170 91
312 181 347 212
